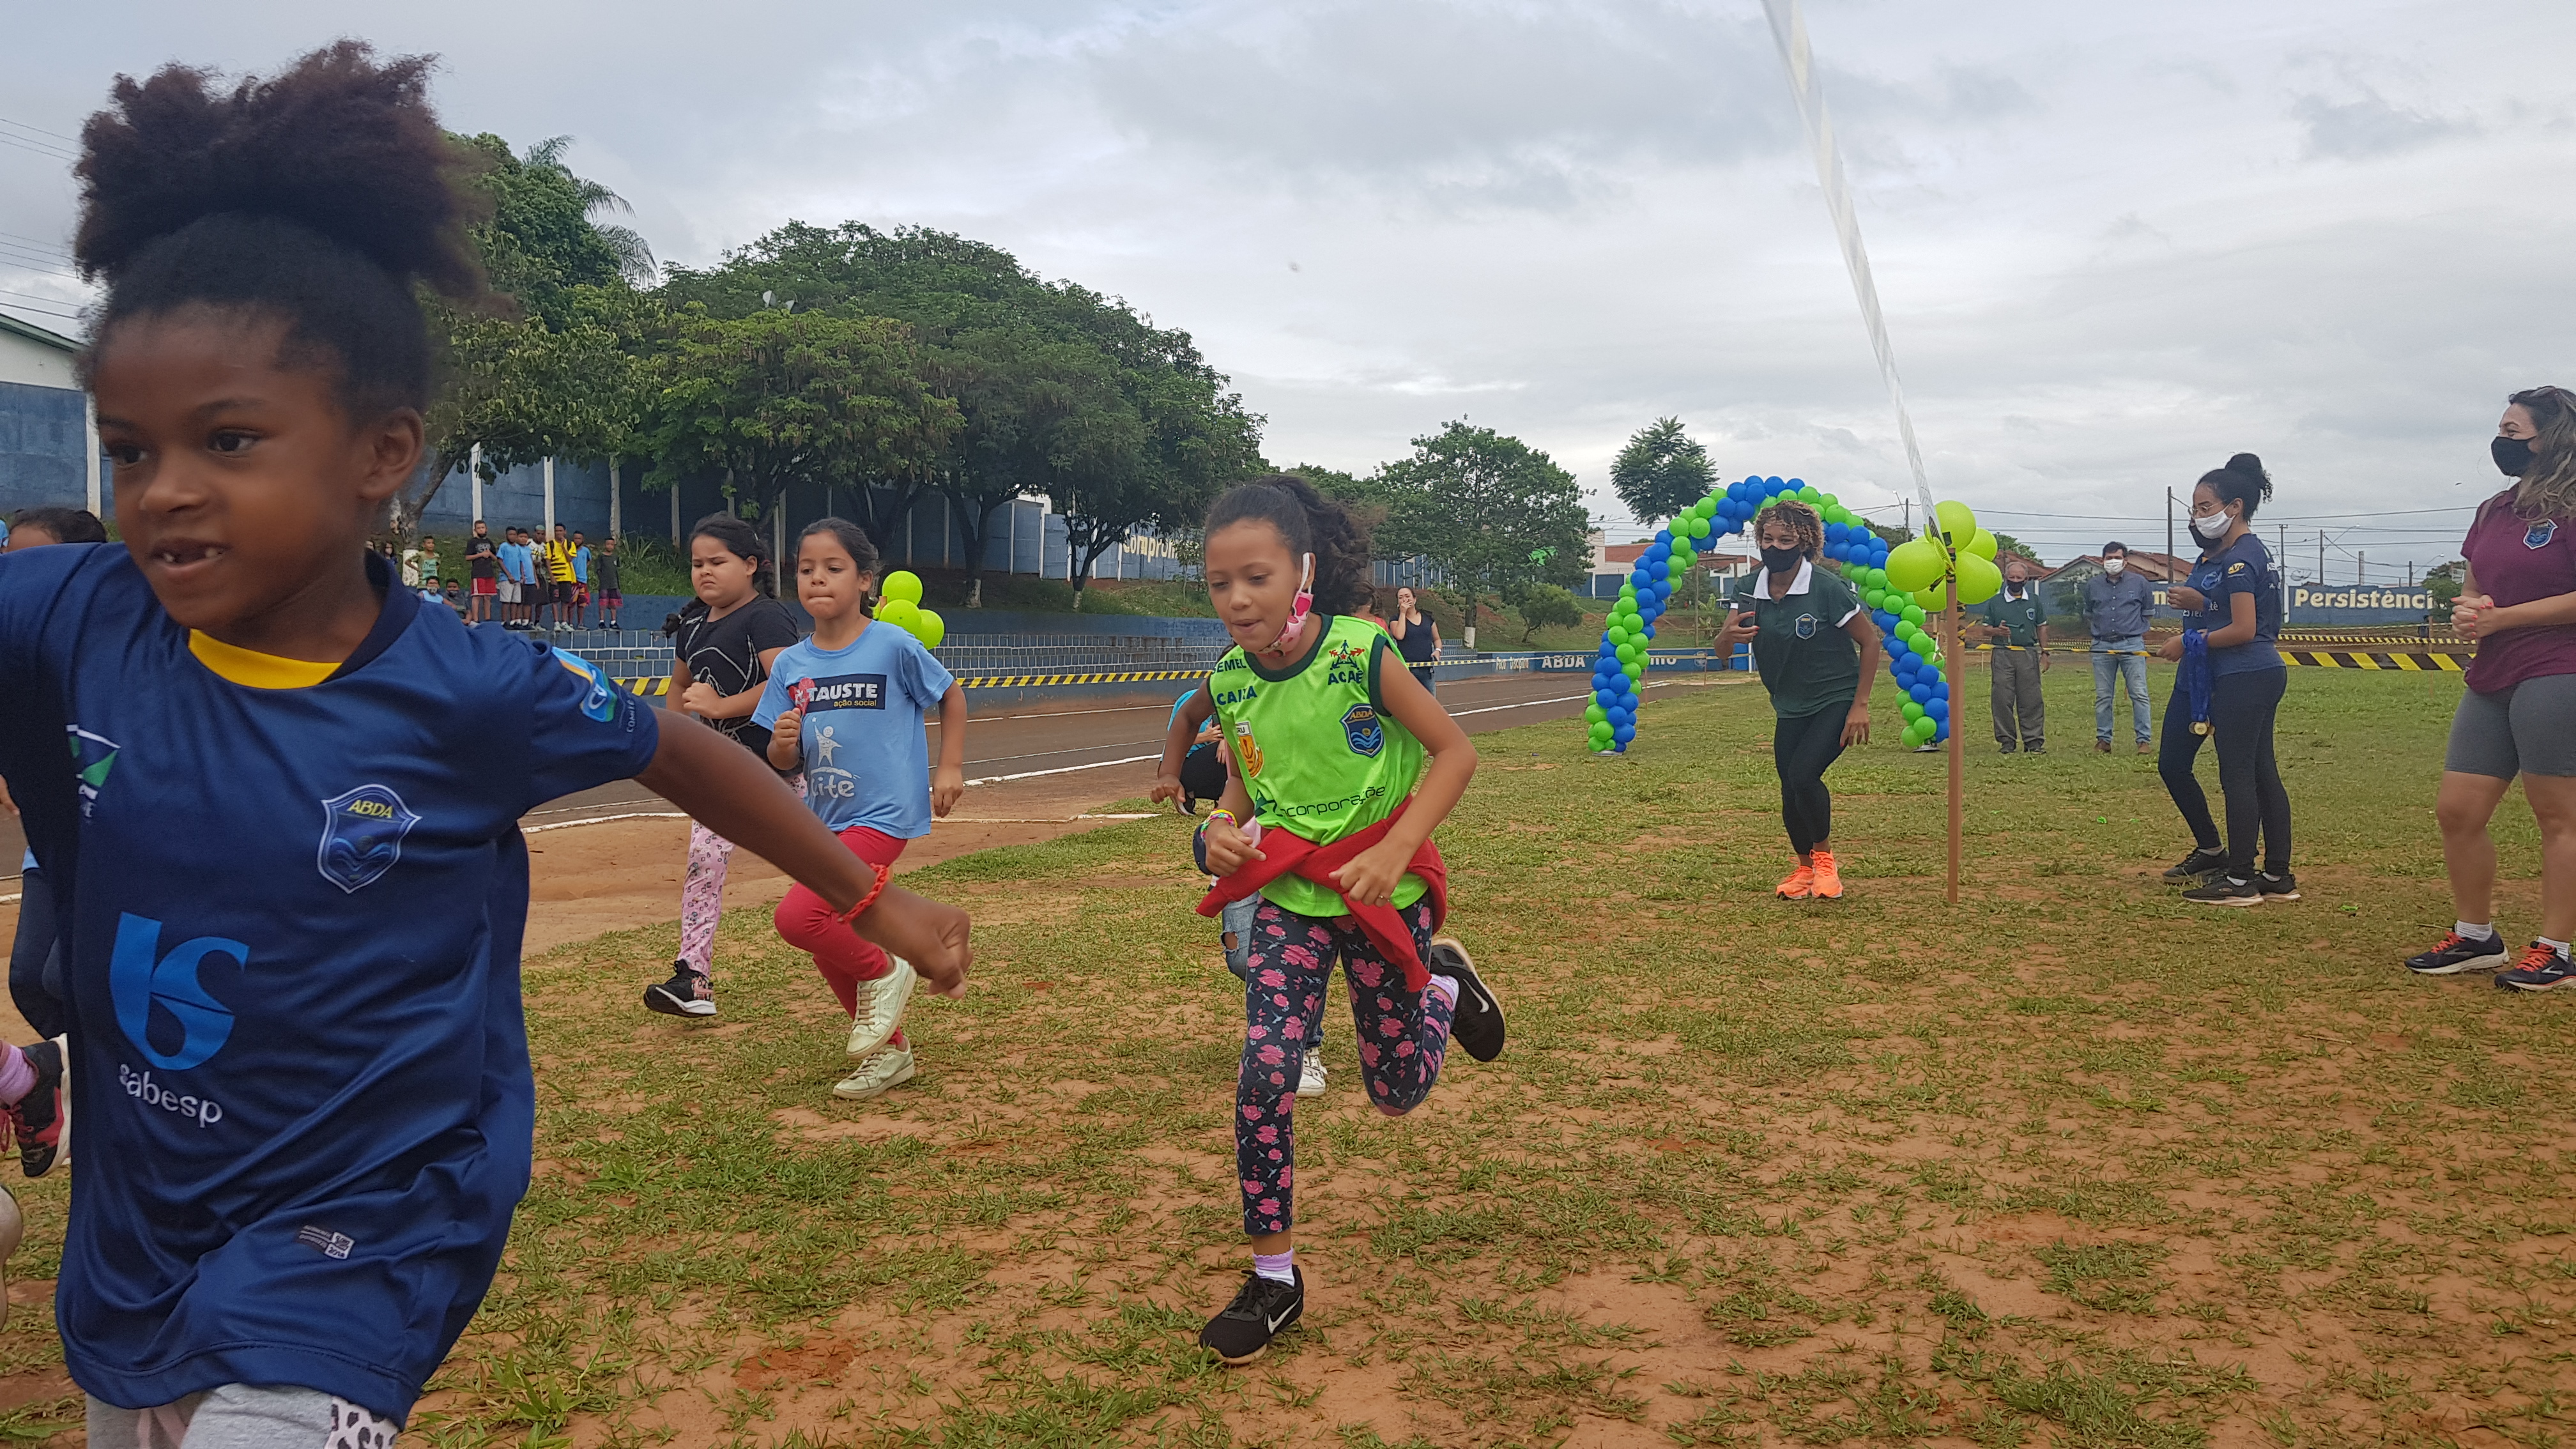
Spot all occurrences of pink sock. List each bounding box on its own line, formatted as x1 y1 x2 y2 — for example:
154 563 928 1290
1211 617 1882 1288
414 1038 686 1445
1253 1250 1295 1285
0 1043 33 1105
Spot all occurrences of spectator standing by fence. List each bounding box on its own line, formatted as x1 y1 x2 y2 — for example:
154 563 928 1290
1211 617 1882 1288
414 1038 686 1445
1976 558 2048 753
465 521 496 623
594 535 624 629
545 523 579 632
1390 586 1441 694
2084 542 2155 755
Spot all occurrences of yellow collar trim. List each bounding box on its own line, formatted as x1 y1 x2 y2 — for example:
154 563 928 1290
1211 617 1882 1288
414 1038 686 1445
187 631 338 689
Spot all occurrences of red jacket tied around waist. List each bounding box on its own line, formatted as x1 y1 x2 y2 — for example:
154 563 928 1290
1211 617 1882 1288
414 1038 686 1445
1196 806 1448 992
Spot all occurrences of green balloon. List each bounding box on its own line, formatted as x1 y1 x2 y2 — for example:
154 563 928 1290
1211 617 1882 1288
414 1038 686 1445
914 608 946 649
877 598 921 630
1584 703 1608 724
1895 621 1918 644
1902 700 1926 722
1797 484 1821 503
881 571 925 604
1625 658 1645 678
1616 643 1639 663
1864 588 1887 609
1901 604 1926 627
1866 566 1889 590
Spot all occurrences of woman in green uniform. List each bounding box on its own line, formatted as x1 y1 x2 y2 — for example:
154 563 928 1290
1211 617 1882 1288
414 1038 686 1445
1715 499 1883 900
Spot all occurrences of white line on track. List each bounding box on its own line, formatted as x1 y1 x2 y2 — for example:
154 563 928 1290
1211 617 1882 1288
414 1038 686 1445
965 752 1163 786
524 811 689 834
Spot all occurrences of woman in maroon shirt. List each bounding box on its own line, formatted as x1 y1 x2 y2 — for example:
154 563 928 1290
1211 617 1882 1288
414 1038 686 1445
2406 386 2576 989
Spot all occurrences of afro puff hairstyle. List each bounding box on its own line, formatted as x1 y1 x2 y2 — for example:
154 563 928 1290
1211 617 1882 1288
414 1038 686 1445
74 41 485 420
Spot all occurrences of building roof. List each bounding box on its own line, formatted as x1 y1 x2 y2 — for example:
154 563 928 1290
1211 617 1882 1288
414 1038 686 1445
2041 551 2193 585
0 312 80 353
1591 537 1756 572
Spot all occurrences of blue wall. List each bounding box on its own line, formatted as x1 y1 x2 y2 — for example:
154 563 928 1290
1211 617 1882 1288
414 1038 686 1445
0 381 87 518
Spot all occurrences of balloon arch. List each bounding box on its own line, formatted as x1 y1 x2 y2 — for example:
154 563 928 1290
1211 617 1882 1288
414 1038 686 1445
1581 476 2005 755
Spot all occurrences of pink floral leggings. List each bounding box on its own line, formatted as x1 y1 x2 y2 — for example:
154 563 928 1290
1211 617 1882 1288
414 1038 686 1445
1236 898 1453 1236
677 820 732 976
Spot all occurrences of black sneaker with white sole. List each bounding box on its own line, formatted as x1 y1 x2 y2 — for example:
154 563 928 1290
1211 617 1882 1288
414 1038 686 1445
1199 1268 1303 1365
2256 871 2300 901
2405 930 2510 976
2181 874 2263 907
1427 938 1505 1062
2163 847 2227 882
643 962 717 1018
8 1041 62 1178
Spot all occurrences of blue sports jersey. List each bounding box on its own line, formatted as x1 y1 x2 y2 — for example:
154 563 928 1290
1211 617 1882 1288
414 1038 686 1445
0 544 659 1418
752 622 954 839
2184 533 2285 677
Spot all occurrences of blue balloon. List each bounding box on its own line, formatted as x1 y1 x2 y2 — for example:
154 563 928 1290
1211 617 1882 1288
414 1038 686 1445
1742 475 1762 489
1613 724 1636 744
1655 529 1673 547
1909 682 1932 703
1927 698 1949 721
1653 580 1673 599
1726 480 1748 502
1933 721 1949 743
1649 560 1669 580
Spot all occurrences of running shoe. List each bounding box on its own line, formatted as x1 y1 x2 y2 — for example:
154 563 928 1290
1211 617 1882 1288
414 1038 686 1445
2497 944 2576 993
1199 1268 1303 1365
2163 848 2227 882
0 1184 19 1331
833 1043 917 1100
1809 848 1844 900
1296 1050 1327 1097
644 962 717 1018
1427 937 1505 1062
2407 930 2509 975
2182 874 2262 907
1776 861 1816 899
8 1041 63 1178
2256 871 2300 902
847 956 917 1059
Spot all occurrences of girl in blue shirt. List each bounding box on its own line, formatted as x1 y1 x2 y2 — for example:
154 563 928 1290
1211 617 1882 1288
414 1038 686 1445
2156 453 2296 905
756 519 968 1101
42 47 970 1447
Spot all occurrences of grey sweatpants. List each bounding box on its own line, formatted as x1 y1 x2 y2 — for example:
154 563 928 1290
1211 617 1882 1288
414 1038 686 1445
1989 648 2045 750
87 1385 397 1448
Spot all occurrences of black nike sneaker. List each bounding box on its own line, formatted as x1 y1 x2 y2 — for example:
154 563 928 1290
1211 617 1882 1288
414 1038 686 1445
2163 848 2227 882
2405 930 2509 976
2255 871 2300 902
644 962 716 1018
8 1041 62 1177
2182 873 2262 907
1199 1268 1303 1365
1427 937 1505 1062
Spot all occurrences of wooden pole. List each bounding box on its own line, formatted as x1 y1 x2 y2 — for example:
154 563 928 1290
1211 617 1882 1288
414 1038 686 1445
1944 551 1965 905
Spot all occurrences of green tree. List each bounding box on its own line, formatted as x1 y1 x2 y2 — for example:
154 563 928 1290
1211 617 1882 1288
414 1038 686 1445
1514 582 1583 641
661 222 1264 604
641 308 962 527
398 134 661 535
2426 558 2466 611
1989 532 2039 565
1376 422 1590 636
1608 417 1716 528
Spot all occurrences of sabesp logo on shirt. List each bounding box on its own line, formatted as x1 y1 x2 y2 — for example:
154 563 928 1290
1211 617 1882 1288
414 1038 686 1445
799 674 887 710
66 725 118 818
108 913 240 1124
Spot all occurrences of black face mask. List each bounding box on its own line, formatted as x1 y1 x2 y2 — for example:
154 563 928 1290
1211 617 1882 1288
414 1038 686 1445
1761 545 1805 572
2495 436 2535 477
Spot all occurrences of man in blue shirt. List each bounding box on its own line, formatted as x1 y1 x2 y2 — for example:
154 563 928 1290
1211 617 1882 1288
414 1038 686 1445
2082 541 2157 754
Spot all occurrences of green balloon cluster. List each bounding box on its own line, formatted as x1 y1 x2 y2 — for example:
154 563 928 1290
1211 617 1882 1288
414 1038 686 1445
873 570 946 649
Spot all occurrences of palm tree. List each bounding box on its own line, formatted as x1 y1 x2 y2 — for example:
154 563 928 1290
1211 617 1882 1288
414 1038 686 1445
521 135 657 284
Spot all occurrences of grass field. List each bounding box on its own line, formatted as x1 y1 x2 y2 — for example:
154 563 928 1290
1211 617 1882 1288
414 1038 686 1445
3 661 2570 1448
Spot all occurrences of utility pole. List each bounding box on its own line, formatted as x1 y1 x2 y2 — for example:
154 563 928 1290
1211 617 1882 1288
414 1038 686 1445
2359 551 2366 585
2278 523 2288 620
2165 487 2175 572
2318 532 2326 585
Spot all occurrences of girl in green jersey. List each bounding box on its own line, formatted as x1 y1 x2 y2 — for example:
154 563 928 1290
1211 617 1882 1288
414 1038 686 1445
1190 475 1506 1365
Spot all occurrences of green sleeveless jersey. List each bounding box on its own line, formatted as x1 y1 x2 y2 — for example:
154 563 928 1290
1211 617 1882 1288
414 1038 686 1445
1209 614 1428 916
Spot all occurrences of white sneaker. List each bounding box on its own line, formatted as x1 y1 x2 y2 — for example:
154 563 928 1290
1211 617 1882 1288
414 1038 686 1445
846 957 917 1059
832 1043 916 1101
1296 1050 1326 1096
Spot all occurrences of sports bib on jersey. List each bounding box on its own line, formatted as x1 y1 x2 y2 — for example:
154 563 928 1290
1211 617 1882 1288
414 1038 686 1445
1208 615 1426 916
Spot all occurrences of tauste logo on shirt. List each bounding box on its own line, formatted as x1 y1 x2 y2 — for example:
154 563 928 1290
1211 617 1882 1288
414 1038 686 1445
793 673 887 711
317 785 420 894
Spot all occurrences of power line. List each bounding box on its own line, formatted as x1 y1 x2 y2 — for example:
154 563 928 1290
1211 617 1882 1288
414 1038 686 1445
0 115 80 144
0 133 77 165
0 299 82 323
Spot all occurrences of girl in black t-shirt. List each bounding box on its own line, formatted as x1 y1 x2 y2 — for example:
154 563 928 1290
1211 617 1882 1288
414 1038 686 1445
645 514 803 1018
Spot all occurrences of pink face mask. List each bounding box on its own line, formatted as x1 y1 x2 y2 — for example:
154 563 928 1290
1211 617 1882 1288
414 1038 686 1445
1271 553 1316 652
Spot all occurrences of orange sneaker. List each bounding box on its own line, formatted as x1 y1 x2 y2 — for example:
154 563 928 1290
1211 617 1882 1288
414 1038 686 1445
1810 848 1844 900
1776 860 1815 899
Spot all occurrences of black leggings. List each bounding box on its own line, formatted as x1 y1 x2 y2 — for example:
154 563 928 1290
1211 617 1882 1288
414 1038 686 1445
2158 667 2290 875
1774 705 1851 855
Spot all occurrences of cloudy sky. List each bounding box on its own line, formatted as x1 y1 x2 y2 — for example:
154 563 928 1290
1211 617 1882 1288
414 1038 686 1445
8 1 2568 579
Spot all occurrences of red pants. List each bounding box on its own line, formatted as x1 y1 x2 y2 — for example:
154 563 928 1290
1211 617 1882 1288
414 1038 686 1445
774 825 909 1015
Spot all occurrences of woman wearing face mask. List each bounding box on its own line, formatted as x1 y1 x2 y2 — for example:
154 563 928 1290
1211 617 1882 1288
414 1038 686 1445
2405 387 2576 989
1713 499 1882 900
2156 453 2294 905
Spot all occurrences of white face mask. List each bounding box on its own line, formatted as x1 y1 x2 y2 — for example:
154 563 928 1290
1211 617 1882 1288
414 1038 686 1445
2189 510 2233 545
2102 556 2125 575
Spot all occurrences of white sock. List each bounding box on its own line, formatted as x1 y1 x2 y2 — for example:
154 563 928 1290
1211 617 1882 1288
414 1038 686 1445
2457 921 2496 942
1427 973 1459 1009
2542 937 2572 962
1253 1249 1295 1284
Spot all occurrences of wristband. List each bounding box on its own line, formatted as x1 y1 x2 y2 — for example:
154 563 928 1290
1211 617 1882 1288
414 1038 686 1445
1206 808 1239 829
832 859 894 926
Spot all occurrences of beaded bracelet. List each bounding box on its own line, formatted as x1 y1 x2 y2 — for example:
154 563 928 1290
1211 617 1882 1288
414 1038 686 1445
832 859 894 926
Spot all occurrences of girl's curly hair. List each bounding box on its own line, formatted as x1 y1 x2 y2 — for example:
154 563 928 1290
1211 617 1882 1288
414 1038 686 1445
73 41 485 417
1204 474 1377 617
1751 500 1825 561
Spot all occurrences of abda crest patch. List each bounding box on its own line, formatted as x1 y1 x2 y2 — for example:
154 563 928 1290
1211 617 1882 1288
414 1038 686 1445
318 785 421 894
1341 703 1385 758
